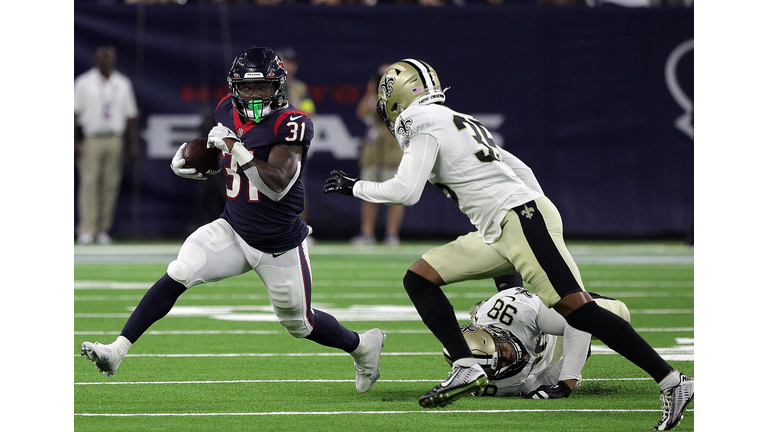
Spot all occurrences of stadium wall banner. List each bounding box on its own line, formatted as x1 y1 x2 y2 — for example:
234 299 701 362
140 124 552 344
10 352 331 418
74 3 693 241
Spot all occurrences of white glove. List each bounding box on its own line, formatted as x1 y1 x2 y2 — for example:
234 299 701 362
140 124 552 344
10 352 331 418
207 122 239 152
170 142 206 180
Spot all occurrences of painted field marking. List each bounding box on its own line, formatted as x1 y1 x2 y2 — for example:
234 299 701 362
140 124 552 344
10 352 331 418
75 408 693 417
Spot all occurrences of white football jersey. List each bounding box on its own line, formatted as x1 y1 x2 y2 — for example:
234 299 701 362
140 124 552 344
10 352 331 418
473 287 559 396
353 103 543 243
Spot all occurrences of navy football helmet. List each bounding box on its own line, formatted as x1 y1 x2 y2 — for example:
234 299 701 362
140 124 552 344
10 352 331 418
227 47 287 123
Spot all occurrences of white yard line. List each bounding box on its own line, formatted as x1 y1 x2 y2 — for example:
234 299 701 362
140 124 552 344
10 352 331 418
75 408 691 417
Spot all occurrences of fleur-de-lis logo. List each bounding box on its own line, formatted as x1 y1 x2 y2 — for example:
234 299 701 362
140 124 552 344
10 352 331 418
396 117 413 136
380 75 395 97
520 205 535 219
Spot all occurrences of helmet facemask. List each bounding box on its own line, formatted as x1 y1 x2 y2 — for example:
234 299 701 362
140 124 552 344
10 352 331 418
230 78 285 123
444 324 530 380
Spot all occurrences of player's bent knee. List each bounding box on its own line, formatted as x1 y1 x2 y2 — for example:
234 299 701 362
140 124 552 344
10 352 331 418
279 318 312 338
167 260 190 285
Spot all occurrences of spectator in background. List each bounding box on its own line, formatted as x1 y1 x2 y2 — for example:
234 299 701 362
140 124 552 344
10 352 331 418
74 45 140 245
277 48 316 117
351 65 405 246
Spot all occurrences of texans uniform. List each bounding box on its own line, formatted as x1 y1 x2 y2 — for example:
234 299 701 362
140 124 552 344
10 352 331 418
173 98 319 337
215 97 312 253
82 48 382 393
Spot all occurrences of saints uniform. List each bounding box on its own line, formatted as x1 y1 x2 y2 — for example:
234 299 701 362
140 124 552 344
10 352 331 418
472 286 590 397
353 101 582 307
354 103 543 244
326 59 691 424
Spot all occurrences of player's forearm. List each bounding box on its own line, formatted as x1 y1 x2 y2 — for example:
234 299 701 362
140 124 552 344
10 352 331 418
223 137 300 201
354 175 422 206
353 134 436 206
241 162 300 202
558 326 591 382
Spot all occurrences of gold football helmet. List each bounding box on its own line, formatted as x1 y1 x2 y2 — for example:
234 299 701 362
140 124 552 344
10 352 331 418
443 324 530 380
376 59 446 135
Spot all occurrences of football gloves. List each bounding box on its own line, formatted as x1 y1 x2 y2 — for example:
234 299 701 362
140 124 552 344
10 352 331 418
207 122 240 152
524 381 572 399
324 170 359 196
207 122 254 166
170 142 206 180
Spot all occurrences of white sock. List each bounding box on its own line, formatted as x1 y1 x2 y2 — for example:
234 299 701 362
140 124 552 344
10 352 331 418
452 357 479 368
659 370 681 391
113 335 133 356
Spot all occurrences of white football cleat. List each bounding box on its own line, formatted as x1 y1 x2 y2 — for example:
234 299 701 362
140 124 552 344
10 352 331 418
350 328 386 392
653 374 694 430
81 341 126 377
419 363 488 408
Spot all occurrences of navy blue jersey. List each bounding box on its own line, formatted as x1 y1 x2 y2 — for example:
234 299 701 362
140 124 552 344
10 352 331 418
214 96 313 253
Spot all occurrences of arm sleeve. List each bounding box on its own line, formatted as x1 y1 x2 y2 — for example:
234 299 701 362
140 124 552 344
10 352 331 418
497 147 543 195
535 306 590 382
352 133 437 206
241 161 301 202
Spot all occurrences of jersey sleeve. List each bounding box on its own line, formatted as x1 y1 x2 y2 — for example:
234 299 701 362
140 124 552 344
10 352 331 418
213 96 231 124
393 105 434 148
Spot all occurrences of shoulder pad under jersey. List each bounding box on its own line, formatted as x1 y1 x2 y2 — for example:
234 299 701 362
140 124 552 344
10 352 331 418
272 109 314 144
394 105 434 139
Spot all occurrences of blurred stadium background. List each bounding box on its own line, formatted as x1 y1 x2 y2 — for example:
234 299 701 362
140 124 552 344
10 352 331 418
74 0 693 243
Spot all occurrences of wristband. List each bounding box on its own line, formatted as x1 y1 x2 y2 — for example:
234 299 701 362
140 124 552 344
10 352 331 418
230 141 254 166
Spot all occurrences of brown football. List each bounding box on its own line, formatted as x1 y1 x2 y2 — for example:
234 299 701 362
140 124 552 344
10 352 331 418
182 138 222 176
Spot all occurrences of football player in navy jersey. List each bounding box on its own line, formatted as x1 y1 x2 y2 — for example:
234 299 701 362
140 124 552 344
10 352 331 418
82 47 386 394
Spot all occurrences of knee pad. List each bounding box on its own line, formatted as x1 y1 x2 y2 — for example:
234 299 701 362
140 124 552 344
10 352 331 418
278 316 312 338
279 319 312 338
166 259 190 285
594 298 631 324
273 307 312 338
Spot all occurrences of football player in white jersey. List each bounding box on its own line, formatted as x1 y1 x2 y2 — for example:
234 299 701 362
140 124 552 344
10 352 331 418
445 272 631 399
325 59 692 429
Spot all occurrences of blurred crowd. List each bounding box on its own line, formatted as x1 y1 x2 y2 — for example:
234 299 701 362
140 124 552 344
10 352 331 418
109 0 693 7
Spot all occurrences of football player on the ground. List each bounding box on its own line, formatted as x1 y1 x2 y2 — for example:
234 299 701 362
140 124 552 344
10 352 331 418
82 46 385 395
445 271 631 399
324 59 692 429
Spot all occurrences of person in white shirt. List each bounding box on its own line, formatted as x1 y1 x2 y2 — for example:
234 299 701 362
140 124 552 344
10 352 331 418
445 271 630 399
74 45 140 245
324 59 692 430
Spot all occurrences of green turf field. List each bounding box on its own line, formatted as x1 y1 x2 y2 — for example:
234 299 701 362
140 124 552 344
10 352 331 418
74 241 694 431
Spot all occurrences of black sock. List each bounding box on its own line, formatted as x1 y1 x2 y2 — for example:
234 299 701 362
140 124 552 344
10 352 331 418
306 309 360 352
565 301 673 382
403 270 472 360
120 273 187 343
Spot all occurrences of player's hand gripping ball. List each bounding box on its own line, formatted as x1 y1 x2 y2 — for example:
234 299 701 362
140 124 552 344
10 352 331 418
183 138 222 176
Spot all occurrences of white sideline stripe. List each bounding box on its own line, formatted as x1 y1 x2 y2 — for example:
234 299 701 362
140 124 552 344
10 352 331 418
74 281 694 291
73 327 694 335
73 308 694 319
75 348 693 359
76 408 692 417
75 377 654 386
